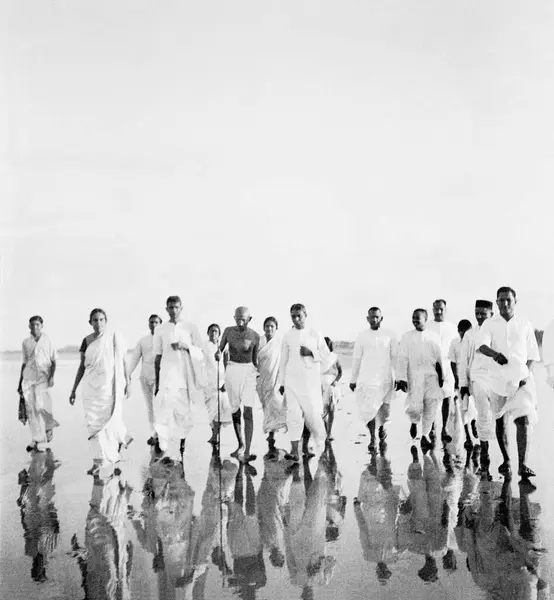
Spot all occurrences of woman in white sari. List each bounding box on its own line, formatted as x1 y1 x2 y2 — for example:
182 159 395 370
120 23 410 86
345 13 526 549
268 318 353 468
256 317 287 458
70 308 131 476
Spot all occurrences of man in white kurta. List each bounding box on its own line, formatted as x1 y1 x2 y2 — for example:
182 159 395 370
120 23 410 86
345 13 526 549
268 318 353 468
154 296 204 463
128 314 162 444
476 287 540 479
427 300 458 442
18 316 59 452
278 304 331 461
459 300 495 470
396 309 444 449
349 307 398 451
543 319 554 390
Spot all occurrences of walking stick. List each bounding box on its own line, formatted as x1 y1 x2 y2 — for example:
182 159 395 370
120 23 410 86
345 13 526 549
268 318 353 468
216 364 221 452
216 362 226 586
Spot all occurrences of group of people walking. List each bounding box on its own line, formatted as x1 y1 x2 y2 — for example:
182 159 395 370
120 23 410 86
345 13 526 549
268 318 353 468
17 286 554 482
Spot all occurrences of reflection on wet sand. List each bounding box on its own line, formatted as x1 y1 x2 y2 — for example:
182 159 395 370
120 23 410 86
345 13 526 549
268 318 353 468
130 454 238 599
283 446 340 600
70 474 134 599
227 463 266 599
17 449 61 583
353 448 401 582
13 432 553 599
397 446 444 583
456 476 550 599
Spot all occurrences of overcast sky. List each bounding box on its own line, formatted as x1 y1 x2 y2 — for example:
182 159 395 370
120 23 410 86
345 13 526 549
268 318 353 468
1 0 553 349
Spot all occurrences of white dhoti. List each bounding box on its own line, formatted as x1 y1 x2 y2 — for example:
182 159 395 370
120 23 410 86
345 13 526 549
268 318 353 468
225 362 257 412
356 384 392 425
460 393 478 426
441 374 455 399
154 387 194 460
22 382 59 444
470 381 495 441
139 376 155 434
405 373 442 437
204 384 233 424
286 381 326 454
491 375 538 426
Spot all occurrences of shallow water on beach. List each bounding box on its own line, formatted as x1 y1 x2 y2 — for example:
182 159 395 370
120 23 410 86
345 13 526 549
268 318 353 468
1 356 554 600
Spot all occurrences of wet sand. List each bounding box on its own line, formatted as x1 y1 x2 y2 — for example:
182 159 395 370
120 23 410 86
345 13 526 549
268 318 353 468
1 355 553 599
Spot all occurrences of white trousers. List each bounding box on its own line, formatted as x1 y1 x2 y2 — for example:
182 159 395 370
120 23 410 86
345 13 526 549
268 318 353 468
285 383 326 454
139 377 156 434
154 387 194 460
470 381 495 441
23 382 59 444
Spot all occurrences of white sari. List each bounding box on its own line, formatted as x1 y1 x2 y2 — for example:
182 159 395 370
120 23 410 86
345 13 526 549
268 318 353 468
81 330 129 464
256 335 287 434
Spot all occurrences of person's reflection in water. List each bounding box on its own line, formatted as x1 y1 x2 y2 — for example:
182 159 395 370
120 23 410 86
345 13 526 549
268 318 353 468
353 446 400 583
17 449 61 583
322 442 347 547
397 445 443 585
456 475 550 599
227 463 266 600
439 445 464 576
283 457 336 599
257 451 294 570
70 473 133 600
130 455 238 599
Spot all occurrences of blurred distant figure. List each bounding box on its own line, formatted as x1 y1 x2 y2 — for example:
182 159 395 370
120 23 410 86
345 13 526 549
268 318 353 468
69 308 132 477
477 287 540 479
427 299 458 443
17 450 60 583
459 300 495 473
17 315 59 453
257 317 287 458
320 337 343 441
396 309 444 450
128 314 162 445
350 307 398 452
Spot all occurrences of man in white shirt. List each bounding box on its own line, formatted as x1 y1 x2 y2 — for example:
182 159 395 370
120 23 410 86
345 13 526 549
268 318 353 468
278 303 331 462
153 296 204 464
459 300 494 471
129 314 162 445
17 315 59 452
477 287 540 479
396 309 444 450
349 307 398 452
427 299 458 443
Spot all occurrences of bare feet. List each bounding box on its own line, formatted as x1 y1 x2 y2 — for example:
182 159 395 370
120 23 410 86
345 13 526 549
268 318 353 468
231 446 244 459
498 462 512 476
518 465 536 478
